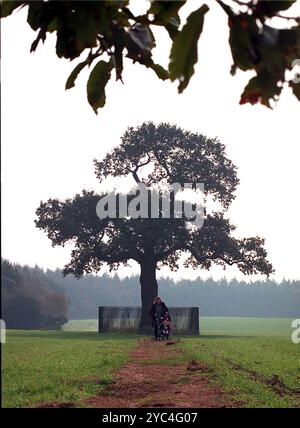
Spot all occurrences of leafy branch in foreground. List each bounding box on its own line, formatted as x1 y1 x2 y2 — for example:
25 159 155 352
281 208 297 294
1 0 300 112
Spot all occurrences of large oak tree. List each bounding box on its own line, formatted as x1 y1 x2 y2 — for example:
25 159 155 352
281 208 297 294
35 122 273 332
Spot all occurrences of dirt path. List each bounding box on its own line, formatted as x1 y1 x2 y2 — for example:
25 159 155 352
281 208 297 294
85 339 238 408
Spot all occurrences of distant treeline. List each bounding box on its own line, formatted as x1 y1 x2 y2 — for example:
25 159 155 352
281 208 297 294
1 260 68 329
46 269 300 319
2 260 299 328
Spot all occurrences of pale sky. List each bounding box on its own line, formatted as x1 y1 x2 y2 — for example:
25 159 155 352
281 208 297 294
1 0 300 282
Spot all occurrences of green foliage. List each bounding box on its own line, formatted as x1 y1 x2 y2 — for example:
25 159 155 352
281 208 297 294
169 4 209 93
87 59 113 113
35 122 273 280
1 259 68 329
46 268 300 320
1 0 25 18
1 0 299 112
2 330 138 407
65 60 89 90
258 1 297 18
148 0 185 38
218 0 300 107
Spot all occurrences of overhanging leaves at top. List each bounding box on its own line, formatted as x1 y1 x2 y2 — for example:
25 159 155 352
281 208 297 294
169 4 209 93
87 59 113 114
1 0 300 112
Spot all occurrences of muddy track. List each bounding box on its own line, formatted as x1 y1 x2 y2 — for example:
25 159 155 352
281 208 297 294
223 357 300 400
83 339 239 408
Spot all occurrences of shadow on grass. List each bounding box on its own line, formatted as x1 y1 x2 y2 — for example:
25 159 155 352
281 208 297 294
7 330 145 341
202 334 255 339
7 330 255 341
176 334 255 340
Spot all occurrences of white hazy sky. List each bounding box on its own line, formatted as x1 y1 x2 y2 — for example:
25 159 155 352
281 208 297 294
1 0 300 282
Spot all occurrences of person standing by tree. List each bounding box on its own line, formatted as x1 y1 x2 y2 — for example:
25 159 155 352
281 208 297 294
149 297 171 340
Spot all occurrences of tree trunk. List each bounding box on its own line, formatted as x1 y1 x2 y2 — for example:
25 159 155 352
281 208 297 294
138 257 158 334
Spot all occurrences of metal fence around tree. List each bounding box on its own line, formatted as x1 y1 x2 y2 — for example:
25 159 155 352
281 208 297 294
98 306 199 335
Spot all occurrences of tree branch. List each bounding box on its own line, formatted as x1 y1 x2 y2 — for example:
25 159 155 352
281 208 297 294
158 241 186 261
153 148 172 177
132 170 141 183
129 154 151 183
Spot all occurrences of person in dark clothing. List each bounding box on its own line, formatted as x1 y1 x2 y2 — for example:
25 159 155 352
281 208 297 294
149 296 171 340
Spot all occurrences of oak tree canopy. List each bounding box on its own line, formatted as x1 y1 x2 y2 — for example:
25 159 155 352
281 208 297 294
35 123 273 331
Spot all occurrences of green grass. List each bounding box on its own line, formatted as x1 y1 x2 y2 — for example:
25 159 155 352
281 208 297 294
3 317 299 408
63 319 98 331
2 330 139 408
63 316 294 336
178 317 300 408
199 316 294 337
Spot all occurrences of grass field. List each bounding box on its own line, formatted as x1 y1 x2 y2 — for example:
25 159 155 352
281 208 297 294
2 317 299 408
181 335 299 407
63 316 295 336
1 331 138 408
